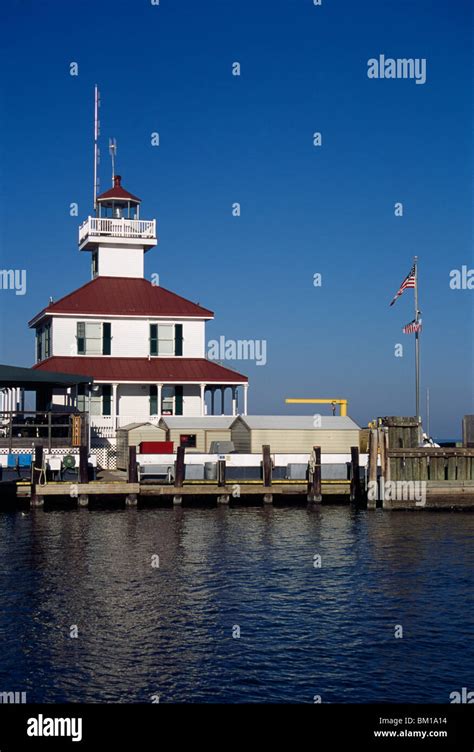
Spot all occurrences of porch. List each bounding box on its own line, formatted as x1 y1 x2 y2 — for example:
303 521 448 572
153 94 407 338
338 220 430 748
88 382 249 439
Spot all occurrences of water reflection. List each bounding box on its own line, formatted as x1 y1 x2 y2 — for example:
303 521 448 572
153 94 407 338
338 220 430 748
0 507 472 703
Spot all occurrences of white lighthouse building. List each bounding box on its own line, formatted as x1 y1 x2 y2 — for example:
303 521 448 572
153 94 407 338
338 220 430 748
30 175 249 461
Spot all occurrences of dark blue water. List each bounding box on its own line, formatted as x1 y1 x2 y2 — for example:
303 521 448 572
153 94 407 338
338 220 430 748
0 506 472 703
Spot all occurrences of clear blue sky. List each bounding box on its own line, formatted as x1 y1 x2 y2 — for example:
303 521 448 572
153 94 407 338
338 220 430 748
0 0 472 438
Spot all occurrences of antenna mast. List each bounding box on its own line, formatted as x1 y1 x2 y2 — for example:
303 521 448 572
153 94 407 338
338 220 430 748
93 85 100 210
109 138 117 185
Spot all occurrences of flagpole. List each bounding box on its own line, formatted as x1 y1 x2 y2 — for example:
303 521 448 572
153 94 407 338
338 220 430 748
414 256 421 443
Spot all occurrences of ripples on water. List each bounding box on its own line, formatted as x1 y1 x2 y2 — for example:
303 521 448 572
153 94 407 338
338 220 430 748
0 506 472 703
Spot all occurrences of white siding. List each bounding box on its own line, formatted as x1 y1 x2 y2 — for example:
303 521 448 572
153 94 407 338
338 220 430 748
97 245 144 278
249 429 360 454
117 386 150 422
50 316 206 358
182 385 202 416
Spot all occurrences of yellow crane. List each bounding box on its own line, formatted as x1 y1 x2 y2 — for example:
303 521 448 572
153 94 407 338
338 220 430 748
285 398 348 416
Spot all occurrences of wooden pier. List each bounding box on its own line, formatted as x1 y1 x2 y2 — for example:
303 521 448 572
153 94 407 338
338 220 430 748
4 427 474 510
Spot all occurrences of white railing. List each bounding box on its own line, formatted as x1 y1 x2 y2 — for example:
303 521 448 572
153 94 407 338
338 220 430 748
79 217 157 244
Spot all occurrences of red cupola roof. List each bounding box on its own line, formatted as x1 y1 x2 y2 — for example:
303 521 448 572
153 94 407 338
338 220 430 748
96 175 141 203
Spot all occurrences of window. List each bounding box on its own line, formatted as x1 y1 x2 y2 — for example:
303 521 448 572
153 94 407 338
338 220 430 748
91 252 98 278
36 322 51 362
77 322 109 355
161 386 174 415
149 323 183 356
180 434 196 448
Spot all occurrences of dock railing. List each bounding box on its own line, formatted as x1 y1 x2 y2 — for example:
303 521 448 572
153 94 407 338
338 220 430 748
0 411 89 451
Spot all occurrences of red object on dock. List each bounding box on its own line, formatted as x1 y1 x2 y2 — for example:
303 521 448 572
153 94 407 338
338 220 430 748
139 441 174 454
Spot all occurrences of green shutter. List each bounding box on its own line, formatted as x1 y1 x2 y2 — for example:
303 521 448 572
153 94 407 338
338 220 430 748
149 385 158 415
36 329 42 361
175 324 183 356
102 385 112 416
44 323 51 359
77 322 85 355
175 385 183 416
103 322 112 355
150 324 158 356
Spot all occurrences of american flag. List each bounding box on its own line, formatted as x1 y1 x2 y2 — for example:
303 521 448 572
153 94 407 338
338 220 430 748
402 318 422 334
389 264 416 306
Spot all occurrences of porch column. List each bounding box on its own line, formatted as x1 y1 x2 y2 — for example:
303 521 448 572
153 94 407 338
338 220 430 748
20 388 25 412
220 386 225 416
243 384 248 416
112 383 118 430
200 383 206 417
231 387 237 417
7 388 12 413
157 383 163 419
210 387 215 415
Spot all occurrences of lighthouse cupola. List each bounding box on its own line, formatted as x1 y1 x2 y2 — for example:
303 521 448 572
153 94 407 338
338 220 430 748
78 174 157 280
96 175 141 220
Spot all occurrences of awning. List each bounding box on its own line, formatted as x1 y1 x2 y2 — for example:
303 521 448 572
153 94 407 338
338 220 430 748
0 364 93 389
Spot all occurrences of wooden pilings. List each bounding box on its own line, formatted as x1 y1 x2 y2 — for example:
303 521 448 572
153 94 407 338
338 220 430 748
350 446 362 505
262 445 273 503
31 444 44 507
126 446 138 506
173 446 186 505
217 459 226 487
307 446 322 503
78 445 89 506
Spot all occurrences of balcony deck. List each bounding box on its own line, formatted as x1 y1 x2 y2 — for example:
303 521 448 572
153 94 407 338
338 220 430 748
78 217 157 250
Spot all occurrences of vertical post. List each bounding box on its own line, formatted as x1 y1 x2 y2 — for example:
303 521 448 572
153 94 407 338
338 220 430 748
210 387 215 416
126 445 138 506
220 386 225 416
175 445 185 488
378 427 385 480
350 446 361 504
157 383 162 419
383 427 390 482
31 444 44 507
112 383 118 431
8 405 13 452
243 384 248 416
308 446 322 503
47 411 52 452
368 428 378 509
414 256 421 445
231 386 237 417
79 446 89 484
218 459 226 487
200 383 206 417
262 445 272 487
128 445 138 483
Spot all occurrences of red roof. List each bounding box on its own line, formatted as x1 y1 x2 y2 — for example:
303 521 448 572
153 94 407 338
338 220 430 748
33 357 248 383
96 175 141 203
29 277 213 325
